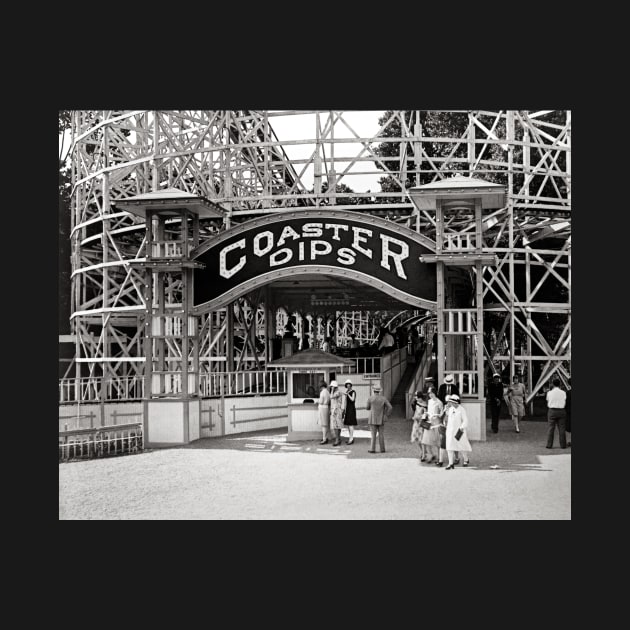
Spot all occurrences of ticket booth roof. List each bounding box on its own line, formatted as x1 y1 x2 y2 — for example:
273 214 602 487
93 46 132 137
267 349 354 369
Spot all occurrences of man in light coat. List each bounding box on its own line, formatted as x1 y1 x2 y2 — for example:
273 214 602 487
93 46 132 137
366 384 392 453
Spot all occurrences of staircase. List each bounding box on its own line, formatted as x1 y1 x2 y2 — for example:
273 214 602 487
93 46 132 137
391 363 417 418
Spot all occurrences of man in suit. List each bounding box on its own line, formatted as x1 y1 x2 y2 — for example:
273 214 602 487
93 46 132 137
366 384 392 453
487 373 504 434
437 374 460 404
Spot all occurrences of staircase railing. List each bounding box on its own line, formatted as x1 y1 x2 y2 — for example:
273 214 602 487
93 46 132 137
404 341 433 419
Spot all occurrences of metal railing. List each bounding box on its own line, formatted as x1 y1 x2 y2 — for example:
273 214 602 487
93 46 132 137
405 342 434 418
199 370 287 397
59 356 387 403
59 422 143 461
59 376 145 403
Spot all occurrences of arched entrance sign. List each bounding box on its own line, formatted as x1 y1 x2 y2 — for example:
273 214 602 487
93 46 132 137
191 210 437 314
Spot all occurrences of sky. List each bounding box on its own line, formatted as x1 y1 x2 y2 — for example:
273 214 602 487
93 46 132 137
266 111 386 192
59 111 388 193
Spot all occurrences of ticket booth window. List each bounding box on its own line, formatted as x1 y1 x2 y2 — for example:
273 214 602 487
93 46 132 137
292 372 325 401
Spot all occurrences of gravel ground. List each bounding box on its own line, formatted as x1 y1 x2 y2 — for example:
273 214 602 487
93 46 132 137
59 415 571 520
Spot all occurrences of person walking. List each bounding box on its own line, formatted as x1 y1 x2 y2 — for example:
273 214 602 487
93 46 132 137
410 391 428 460
329 381 344 446
342 379 357 444
366 384 392 453
488 373 504 434
437 374 460 404
318 381 331 444
546 377 567 449
507 375 526 433
420 387 443 464
438 375 461 463
444 394 472 469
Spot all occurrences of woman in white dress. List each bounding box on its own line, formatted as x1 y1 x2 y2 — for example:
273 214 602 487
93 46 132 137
421 387 443 463
318 381 331 444
444 394 472 469
329 380 344 447
426 388 445 466
410 392 428 459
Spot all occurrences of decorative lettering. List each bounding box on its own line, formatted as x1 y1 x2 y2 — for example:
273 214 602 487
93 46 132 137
277 225 301 246
337 247 356 266
380 234 409 279
219 239 246 278
352 226 372 259
302 222 323 238
269 248 293 267
253 231 274 256
310 240 332 259
325 223 349 241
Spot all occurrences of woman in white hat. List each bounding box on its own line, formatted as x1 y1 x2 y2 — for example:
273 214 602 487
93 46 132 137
421 387 444 464
342 379 357 444
444 394 472 469
329 381 344 446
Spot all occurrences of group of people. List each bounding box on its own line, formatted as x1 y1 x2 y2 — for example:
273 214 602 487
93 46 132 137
317 379 358 447
317 379 393 453
317 370 572 458
410 375 472 470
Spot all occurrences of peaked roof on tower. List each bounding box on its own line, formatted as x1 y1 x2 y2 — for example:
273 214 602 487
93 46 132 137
114 187 225 218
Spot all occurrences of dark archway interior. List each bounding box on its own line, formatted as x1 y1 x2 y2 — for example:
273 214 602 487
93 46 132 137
252 273 422 314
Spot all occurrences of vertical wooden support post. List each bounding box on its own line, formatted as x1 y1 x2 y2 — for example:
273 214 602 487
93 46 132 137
468 111 475 175
507 110 515 380
315 113 322 208
526 247 533 414
475 198 484 400
329 110 336 206
102 122 110 380
226 300 234 372
224 111 232 229
263 111 271 208
152 111 159 193
436 198 445 385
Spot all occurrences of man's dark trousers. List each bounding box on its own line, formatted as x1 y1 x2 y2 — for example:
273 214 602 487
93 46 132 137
490 400 501 432
546 408 567 448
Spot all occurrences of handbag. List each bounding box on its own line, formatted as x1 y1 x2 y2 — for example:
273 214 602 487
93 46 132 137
439 425 446 449
455 428 463 441
420 420 432 430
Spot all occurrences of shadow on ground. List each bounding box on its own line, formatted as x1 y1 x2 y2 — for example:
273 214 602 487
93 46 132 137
180 415 570 474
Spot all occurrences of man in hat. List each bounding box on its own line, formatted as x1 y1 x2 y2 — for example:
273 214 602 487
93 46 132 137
366 384 392 453
437 374 460 404
488 373 504 434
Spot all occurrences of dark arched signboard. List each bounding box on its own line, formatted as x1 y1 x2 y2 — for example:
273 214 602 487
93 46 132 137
191 210 437 313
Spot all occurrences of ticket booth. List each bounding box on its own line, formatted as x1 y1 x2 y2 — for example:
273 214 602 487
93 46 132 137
267 349 354 441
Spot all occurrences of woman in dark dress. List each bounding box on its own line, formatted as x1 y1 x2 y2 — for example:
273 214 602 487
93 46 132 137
343 379 357 444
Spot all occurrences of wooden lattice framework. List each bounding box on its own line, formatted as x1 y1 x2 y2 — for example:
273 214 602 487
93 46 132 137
67 110 570 401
